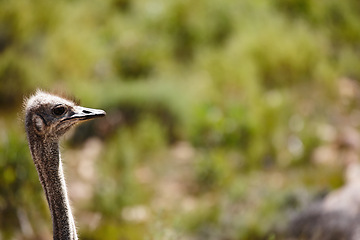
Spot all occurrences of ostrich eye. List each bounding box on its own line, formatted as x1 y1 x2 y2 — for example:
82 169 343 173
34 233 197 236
52 106 66 116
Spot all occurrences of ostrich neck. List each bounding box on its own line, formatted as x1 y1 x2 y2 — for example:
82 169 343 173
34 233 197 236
28 137 78 240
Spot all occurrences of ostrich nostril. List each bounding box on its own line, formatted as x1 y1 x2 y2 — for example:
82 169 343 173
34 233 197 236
82 110 92 114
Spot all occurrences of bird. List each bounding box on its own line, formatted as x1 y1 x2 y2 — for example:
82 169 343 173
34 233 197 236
24 90 106 240
286 135 360 240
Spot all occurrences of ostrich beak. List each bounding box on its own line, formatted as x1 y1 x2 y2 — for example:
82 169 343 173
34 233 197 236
68 106 106 122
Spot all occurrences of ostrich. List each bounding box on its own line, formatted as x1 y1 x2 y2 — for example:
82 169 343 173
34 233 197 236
286 162 360 240
24 90 106 240
286 133 360 240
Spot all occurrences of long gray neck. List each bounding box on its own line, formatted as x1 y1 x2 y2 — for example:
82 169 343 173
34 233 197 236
28 135 78 240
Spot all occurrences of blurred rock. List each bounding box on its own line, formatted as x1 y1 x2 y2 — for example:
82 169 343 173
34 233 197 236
339 77 359 101
312 145 338 166
121 205 149 223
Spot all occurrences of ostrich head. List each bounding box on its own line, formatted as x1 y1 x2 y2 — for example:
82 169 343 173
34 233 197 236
25 90 106 140
24 90 105 240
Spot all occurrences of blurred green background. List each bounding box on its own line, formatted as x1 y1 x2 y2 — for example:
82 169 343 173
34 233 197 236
1 0 360 239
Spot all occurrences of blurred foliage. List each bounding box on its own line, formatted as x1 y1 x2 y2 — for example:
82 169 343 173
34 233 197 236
0 127 48 239
1 0 360 239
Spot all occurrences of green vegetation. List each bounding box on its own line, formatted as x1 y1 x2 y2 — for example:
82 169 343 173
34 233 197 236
1 0 360 239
